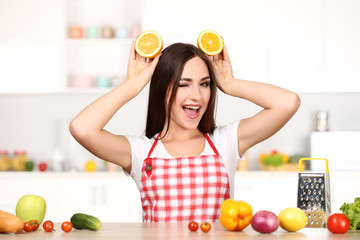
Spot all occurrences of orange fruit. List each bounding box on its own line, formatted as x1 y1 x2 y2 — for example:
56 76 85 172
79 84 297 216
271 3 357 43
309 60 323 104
135 30 163 58
197 30 223 56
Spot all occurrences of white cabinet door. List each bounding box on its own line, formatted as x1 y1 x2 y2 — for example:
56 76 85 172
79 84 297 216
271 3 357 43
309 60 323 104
142 0 360 92
54 177 98 221
234 173 272 212
0 0 65 93
234 172 298 214
266 0 323 92
213 0 268 83
99 176 142 222
322 0 360 91
0 175 60 220
141 0 213 43
55 174 142 222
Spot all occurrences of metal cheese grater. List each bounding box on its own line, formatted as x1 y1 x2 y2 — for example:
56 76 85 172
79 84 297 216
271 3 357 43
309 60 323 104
297 158 331 228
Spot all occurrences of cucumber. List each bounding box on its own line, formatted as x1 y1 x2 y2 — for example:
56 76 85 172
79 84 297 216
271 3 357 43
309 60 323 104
70 213 102 231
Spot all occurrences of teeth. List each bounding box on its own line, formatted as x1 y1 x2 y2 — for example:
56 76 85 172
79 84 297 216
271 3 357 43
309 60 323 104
184 106 200 109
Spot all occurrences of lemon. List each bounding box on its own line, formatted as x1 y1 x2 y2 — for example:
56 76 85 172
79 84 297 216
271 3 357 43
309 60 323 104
85 160 97 172
278 207 308 232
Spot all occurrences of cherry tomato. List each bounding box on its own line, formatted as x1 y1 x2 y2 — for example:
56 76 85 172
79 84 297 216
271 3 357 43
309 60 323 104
188 221 199 232
61 221 73 232
29 220 39 231
200 222 211 233
23 222 33 232
327 213 350 234
43 220 54 232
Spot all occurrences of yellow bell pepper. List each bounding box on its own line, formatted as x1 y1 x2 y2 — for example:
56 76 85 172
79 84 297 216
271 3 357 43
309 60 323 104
219 199 253 231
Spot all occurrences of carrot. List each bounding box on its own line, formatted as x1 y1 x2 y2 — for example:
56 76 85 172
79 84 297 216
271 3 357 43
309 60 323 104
0 210 24 233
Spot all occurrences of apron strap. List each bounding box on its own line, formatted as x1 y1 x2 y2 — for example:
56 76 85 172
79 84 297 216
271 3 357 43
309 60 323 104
204 133 220 156
147 132 220 158
147 132 161 158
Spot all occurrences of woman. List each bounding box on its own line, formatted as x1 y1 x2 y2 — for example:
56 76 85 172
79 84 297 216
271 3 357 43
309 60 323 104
69 41 300 222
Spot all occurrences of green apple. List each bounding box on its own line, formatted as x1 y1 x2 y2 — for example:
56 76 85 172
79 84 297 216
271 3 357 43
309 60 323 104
16 195 46 224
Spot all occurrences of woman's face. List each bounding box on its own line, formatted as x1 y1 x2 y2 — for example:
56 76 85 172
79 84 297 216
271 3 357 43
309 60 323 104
168 57 211 131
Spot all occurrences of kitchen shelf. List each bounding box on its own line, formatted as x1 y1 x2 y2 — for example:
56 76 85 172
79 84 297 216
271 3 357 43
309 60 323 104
64 0 142 91
66 38 135 46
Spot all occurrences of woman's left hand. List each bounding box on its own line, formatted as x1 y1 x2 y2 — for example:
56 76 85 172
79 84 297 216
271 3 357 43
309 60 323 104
209 44 234 93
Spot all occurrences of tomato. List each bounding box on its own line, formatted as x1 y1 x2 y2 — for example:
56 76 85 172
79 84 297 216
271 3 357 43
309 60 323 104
61 221 73 232
38 162 47 171
23 222 33 232
43 220 54 232
327 213 350 234
29 220 39 231
188 221 199 232
200 222 211 233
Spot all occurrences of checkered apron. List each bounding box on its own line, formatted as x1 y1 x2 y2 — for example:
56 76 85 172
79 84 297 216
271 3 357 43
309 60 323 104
140 133 230 222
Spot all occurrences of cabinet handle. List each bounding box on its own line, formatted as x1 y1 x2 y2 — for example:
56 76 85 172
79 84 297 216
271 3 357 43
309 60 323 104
92 185 97 205
101 184 106 205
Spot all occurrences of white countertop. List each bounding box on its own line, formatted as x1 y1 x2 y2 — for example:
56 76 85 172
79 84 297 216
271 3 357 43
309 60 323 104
1 222 359 240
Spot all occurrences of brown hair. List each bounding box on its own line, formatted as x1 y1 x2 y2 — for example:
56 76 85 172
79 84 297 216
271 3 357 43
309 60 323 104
145 43 217 138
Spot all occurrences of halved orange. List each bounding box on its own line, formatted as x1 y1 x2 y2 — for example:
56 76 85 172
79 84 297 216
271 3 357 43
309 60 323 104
197 30 223 56
135 30 163 58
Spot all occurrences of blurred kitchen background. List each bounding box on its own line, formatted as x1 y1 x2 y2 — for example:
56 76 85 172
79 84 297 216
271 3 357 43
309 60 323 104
1 0 360 171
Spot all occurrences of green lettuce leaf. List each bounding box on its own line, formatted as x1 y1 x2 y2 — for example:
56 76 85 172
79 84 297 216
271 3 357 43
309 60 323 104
340 197 360 230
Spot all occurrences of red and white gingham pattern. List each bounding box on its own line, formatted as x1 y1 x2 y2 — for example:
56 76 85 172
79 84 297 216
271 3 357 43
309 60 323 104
140 133 230 222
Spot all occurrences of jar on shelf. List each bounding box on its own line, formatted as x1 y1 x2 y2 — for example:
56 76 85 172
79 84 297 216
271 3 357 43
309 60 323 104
69 25 84 39
115 26 128 39
86 26 99 39
0 150 12 171
101 26 114 38
97 76 111 88
12 150 28 171
72 74 93 88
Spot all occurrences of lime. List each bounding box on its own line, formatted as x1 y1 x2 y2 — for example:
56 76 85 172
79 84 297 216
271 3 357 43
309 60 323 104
278 207 308 232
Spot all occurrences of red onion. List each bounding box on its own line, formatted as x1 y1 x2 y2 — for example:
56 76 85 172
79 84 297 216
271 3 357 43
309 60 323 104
251 210 279 233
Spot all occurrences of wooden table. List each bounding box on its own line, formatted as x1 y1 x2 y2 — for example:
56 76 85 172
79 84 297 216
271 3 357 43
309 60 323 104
1 223 359 240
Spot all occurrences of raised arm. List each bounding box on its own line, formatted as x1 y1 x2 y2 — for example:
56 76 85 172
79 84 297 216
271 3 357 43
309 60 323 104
210 44 301 156
69 42 160 173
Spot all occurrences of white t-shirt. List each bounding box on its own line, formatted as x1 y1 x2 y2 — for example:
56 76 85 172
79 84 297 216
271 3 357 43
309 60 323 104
126 120 243 198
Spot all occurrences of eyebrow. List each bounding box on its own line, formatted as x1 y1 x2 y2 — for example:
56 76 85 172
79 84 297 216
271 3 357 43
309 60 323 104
180 76 210 82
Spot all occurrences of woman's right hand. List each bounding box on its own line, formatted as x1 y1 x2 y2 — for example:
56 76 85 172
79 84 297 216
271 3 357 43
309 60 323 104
125 41 161 92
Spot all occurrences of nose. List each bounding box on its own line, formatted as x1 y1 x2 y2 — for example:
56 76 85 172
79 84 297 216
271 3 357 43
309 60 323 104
189 85 201 100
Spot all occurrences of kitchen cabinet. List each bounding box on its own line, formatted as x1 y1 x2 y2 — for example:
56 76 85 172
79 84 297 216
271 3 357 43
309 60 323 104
65 0 142 90
0 0 65 93
234 171 360 215
1 171 359 222
1 0 359 93
142 0 360 92
0 0 141 94
0 172 142 222
55 174 142 222
321 0 360 91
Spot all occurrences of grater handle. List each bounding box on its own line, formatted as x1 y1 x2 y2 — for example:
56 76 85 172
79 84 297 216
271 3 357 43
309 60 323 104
299 158 329 173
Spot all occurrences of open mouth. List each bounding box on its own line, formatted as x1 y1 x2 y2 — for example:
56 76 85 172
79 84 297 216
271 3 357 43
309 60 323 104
183 105 200 119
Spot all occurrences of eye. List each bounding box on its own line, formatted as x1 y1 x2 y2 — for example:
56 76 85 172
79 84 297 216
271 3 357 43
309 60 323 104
178 83 189 87
200 81 210 87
